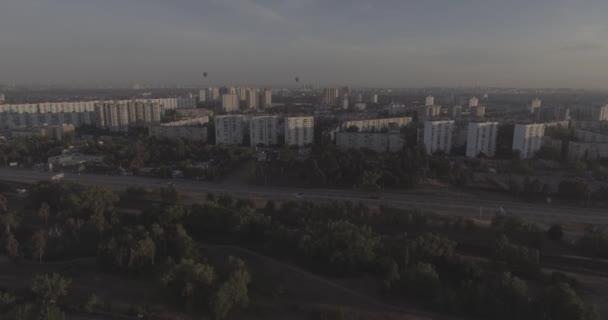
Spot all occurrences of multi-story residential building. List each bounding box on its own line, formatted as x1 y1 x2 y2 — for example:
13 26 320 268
450 105 463 118
574 129 608 143
237 87 249 102
568 141 608 160
149 125 208 142
199 89 206 103
245 89 258 109
423 120 454 155
0 94 5 104
425 95 435 107
323 88 339 105
466 122 499 157
249 116 280 146
353 103 366 110
512 123 546 159
284 116 314 146
94 101 162 131
574 105 608 121
221 94 240 112
469 97 479 108
529 98 542 113
215 115 247 145
259 89 272 109
418 105 442 119
471 105 486 118
342 117 412 132
368 94 378 104
336 132 404 153
207 87 220 102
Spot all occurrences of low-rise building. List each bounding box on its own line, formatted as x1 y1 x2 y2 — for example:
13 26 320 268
342 117 412 132
336 131 404 152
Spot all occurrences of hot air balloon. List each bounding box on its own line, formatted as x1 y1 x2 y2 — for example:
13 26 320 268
203 72 208 78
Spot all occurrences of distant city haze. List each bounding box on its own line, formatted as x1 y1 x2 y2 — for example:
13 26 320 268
1 0 608 88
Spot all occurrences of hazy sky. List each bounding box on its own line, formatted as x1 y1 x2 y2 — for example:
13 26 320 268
2 0 608 88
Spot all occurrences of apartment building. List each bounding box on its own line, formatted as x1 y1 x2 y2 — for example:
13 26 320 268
342 117 412 132
249 116 280 146
284 116 314 146
512 123 546 159
423 120 454 155
466 122 498 157
215 115 248 145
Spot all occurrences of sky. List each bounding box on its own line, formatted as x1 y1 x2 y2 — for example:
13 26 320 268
1 0 608 88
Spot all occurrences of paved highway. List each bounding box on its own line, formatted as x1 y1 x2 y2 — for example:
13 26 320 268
1 168 607 225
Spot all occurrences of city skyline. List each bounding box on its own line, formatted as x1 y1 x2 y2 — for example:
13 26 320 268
2 0 608 88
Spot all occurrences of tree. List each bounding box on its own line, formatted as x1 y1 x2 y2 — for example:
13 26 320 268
31 230 47 263
3 231 19 260
98 226 156 273
408 233 456 264
161 258 216 308
39 202 50 226
537 283 597 320
0 210 20 235
210 257 251 320
0 194 7 213
31 273 71 306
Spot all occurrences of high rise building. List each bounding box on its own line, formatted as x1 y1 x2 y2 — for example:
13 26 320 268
512 123 545 159
284 116 314 146
530 98 542 113
471 105 486 118
237 87 249 102
259 89 272 109
215 115 247 145
342 117 412 132
245 89 258 109
342 97 349 110
423 120 454 155
425 95 435 107
0 94 5 104
207 87 220 101
249 116 280 146
466 122 499 157
323 88 339 105
369 94 378 104
450 105 463 119
199 89 207 103
221 94 240 112
94 101 162 132
469 97 479 108
340 86 351 99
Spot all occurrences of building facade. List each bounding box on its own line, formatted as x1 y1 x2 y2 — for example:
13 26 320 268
259 89 272 109
284 116 314 146
423 120 454 155
336 132 404 153
466 122 499 157
215 115 247 145
249 116 280 146
342 117 412 132
512 123 546 159
245 89 258 109
221 94 240 112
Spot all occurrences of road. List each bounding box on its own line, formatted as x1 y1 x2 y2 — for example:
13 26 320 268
1 168 607 225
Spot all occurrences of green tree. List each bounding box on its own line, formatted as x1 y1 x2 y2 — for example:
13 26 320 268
31 273 71 306
0 210 20 235
537 283 597 320
31 230 47 263
3 231 20 260
161 259 216 308
98 226 156 273
210 257 251 320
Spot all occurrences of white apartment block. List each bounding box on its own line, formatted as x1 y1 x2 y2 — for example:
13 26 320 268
0 94 5 104
199 89 206 102
221 94 240 112
284 116 314 146
469 97 479 108
423 120 454 155
466 122 498 157
249 116 280 146
207 87 220 101
237 87 249 102
260 89 272 109
336 132 404 153
342 117 412 132
425 95 435 107
512 123 546 159
245 89 258 109
215 115 247 145
94 101 162 131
